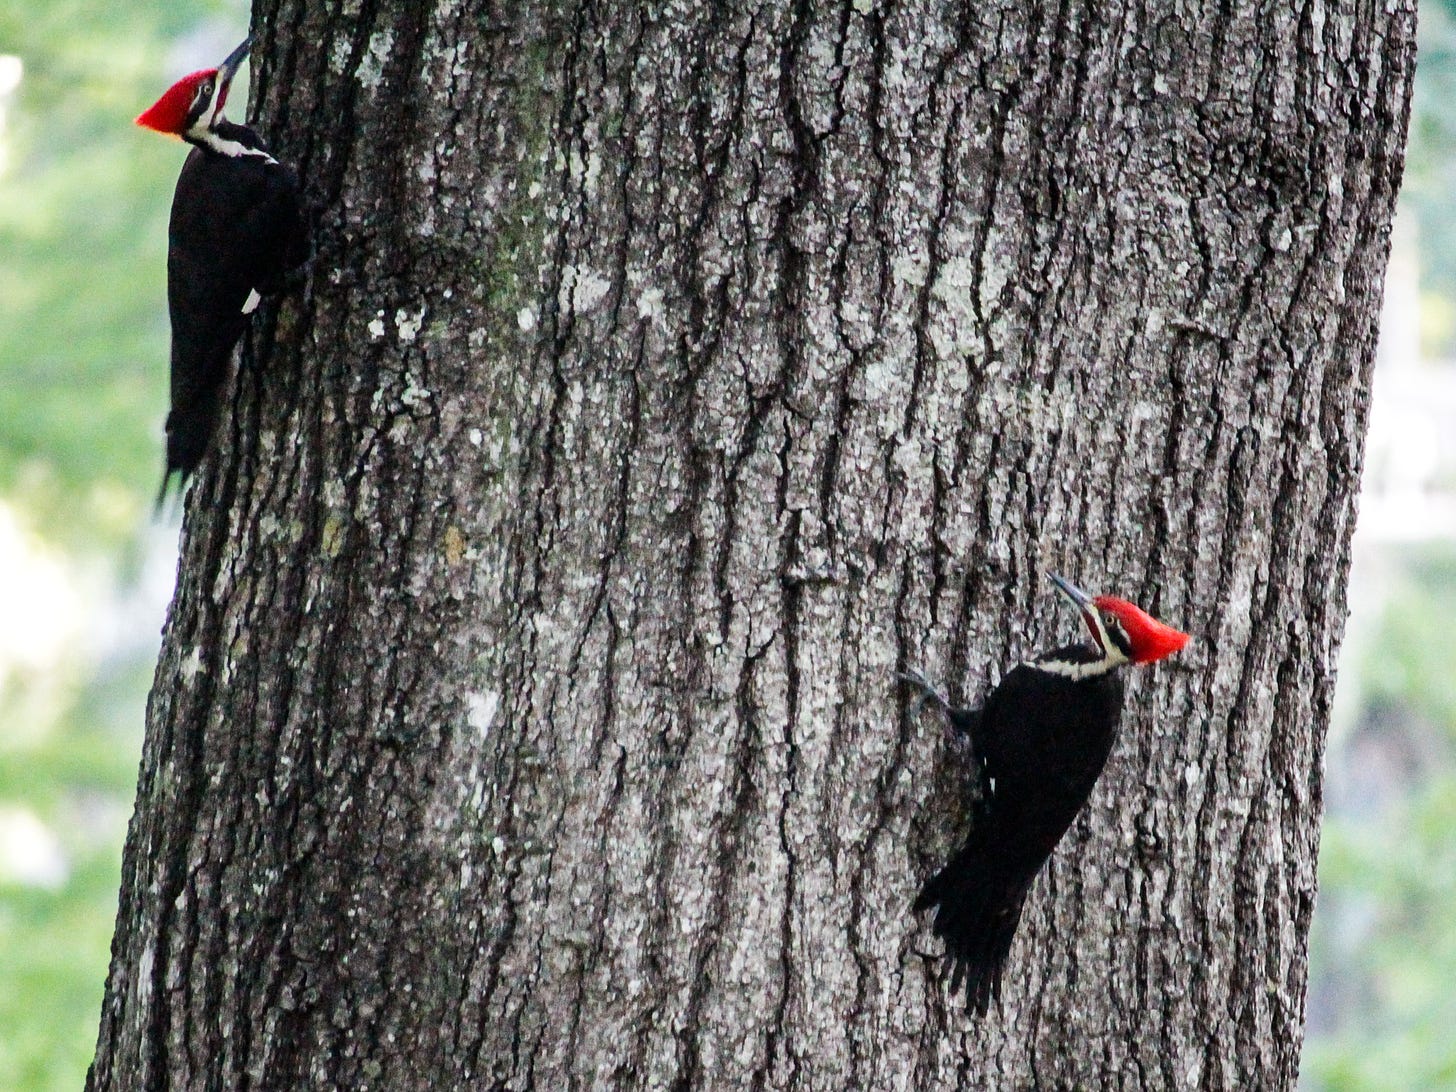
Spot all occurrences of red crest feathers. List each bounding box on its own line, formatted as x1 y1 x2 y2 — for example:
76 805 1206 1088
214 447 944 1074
1094 596 1190 664
135 69 216 134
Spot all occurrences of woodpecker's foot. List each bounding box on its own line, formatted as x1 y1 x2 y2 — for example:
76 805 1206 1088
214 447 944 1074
255 259 313 298
283 257 315 292
899 667 950 720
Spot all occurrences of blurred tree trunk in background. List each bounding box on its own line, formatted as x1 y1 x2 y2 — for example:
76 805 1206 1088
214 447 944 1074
88 1 1414 1088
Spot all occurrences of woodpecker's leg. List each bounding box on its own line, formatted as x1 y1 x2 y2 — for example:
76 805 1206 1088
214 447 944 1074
253 257 313 299
899 668 981 744
899 667 950 720
278 256 314 292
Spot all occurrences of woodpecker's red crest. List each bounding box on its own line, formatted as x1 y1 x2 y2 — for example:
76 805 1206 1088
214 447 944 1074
1092 596 1190 664
136 37 250 138
136 69 219 135
1047 572 1189 669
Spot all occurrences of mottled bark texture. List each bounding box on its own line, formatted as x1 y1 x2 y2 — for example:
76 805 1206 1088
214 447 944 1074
90 1 1414 1089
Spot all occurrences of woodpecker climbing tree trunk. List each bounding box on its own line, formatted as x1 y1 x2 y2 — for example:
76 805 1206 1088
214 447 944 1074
89 2 1415 1089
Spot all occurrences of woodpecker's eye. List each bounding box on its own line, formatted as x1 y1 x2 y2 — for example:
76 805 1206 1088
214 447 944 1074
199 82 215 100
1101 611 1131 654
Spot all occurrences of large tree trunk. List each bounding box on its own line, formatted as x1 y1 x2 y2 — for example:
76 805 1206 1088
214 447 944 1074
90 1 1414 1088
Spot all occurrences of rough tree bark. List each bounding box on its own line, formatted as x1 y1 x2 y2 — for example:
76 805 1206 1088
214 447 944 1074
90 1 1414 1089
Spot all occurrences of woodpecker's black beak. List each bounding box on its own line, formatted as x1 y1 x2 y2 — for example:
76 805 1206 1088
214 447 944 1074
217 36 252 91
1048 572 1093 611
1048 572 1101 650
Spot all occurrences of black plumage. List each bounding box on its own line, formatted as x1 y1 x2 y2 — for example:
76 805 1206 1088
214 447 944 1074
160 123 306 499
905 573 1189 1017
912 648 1125 1015
139 38 308 505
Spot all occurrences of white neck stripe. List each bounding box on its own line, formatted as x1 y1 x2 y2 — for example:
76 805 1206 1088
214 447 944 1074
1032 658 1113 679
192 129 276 161
203 94 225 133
1028 655 1120 680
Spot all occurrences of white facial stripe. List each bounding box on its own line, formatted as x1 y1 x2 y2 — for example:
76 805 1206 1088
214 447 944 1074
191 128 277 161
1082 606 1111 654
187 80 221 132
1029 603 1132 679
185 79 278 162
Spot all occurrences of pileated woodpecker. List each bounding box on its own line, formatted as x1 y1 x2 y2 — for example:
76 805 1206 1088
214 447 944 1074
903 572 1189 1016
136 36 307 502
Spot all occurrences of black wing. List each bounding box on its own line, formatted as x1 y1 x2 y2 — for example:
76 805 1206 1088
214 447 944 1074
916 659 1125 1014
160 143 305 495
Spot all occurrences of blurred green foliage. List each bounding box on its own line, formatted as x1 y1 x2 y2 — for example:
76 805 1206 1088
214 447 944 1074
1299 3 1456 1085
1406 0 1456 355
0 2 242 1089
1304 548 1456 1090
0 722 138 1090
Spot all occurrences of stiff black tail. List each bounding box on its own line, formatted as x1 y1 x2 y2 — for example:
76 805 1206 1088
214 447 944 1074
153 399 213 516
154 466 183 516
156 325 239 512
915 849 1030 1016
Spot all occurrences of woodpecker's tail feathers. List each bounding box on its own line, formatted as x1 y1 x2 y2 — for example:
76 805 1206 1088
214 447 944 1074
162 402 214 482
153 398 213 518
154 467 182 517
161 324 238 504
915 852 1030 1017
